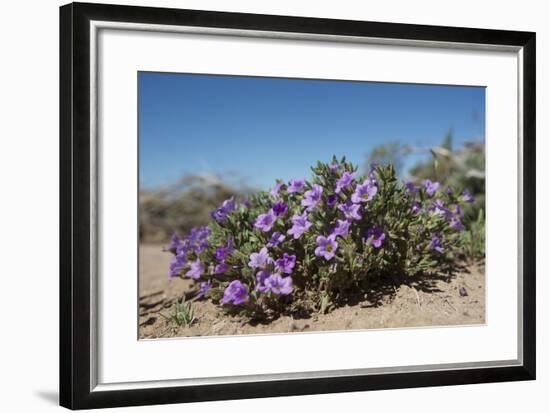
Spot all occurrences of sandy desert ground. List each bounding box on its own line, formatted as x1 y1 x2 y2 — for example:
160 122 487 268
139 244 485 339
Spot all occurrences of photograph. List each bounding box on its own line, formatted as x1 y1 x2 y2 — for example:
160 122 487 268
54 2 537 409
138 72 486 339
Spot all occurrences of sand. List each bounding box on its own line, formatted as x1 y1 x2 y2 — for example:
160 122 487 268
139 244 485 339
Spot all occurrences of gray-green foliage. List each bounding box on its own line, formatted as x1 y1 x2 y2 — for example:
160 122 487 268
459 209 485 261
171 296 196 326
167 158 477 317
367 133 485 229
407 137 485 225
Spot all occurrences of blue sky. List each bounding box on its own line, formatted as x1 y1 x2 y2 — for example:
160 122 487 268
139 72 485 191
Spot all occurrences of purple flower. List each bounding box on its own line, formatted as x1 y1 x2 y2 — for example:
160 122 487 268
301 184 323 210
351 180 377 203
287 178 305 193
338 202 362 221
272 201 288 217
214 263 230 274
411 202 422 214
274 253 296 274
429 234 444 253
405 181 419 194
221 280 249 305
330 219 350 238
168 240 189 278
326 194 338 208
188 226 211 253
335 171 355 193
366 226 385 248
164 233 181 252
287 212 312 239
185 259 204 280
210 209 228 223
254 210 276 232
424 180 440 197
450 217 466 231
222 197 236 211
265 273 293 295
169 254 186 278
197 280 212 299
248 247 272 269
446 186 454 194
255 270 271 293
214 238 234 262
430 199 453 219
267 231 285 247
329 163 340 173
462 189 475 203
177 239 190 255
315 235 338 260
454 205 464 218
243 198 251 209
270 182 284 198
210 197 236 223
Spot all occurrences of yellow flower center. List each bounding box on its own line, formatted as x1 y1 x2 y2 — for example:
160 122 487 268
326 244 333 252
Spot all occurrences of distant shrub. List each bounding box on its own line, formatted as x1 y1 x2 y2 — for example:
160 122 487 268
367 134 485 228
139 174 246 243
165 158 478 317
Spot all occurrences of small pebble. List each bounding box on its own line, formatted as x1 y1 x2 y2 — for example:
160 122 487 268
459 287 468 297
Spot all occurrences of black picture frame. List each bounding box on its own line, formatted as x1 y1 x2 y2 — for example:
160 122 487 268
60 2 536 410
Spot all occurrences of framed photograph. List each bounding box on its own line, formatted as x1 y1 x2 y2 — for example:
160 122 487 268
60 2 536 409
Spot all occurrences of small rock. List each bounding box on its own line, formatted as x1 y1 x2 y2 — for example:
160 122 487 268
459 287 468 297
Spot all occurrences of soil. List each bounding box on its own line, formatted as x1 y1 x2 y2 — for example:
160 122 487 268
139 244 485 339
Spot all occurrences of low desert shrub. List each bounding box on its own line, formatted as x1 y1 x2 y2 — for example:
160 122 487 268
165 158 477 317
139 174 246 243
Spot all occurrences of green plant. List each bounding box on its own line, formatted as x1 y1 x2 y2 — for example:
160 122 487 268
406 137 485 227
166 158 479 318
460 208 485 261
367 133 485 230
171 296 196 326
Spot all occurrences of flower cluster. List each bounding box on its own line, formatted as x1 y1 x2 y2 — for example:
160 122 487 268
166 158 475 316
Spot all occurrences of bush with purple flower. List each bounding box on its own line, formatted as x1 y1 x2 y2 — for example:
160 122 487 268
165 157 477 317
